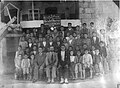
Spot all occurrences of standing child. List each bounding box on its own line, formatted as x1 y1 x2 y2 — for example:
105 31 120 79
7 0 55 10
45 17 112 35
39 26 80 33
21 54 30 80
99 41 109 73
69 50 76 79
75 51 83 79
94 49 104 75
14 54 22 80
82 49 93 79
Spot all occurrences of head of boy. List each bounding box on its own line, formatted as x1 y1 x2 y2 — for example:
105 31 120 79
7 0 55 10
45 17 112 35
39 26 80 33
66 32 70 37
91 46 95 50
70 50 74 56
90 22 94 27
69 46 73 51
76 45 80 51
100 29 105 34
30 54 34 59
33 45 37 50
68 23 72 28
83 44 87 49
38 47 43 53
84 33 88 39
24 54 28 59
50 46 54 52
82 23 87 29
76 25 80 31
41 24 44 29
92 32 97 37
100 41 104 47
60 26 64 31
49 36 53 41
69 35 73 39
73 32 77 37
95 49 99 55
61 45 65 51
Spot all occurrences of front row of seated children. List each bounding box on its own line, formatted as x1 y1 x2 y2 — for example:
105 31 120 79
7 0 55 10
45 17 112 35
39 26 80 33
14 46 104 83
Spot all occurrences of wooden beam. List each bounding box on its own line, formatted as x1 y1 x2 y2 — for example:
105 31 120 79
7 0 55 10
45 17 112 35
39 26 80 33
0 16 16 41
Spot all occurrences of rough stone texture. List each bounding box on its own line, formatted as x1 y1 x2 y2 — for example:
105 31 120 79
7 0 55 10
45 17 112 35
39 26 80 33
89 1 95 8
79 8 84 13
79 13 92 19
94 0 120 30
85 8 95 13
91 13 96 19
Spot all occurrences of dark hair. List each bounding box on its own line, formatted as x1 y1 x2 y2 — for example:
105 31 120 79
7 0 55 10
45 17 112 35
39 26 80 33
68 23 72 25
90 22 94 25
82 23 87 26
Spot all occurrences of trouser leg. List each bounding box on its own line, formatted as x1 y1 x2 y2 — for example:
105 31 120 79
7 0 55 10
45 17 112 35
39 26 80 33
51 66 56 79
46 67 50 78
64 67 68 79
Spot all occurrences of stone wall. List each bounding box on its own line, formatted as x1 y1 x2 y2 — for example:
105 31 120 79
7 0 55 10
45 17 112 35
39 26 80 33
79 0 96 27
94 0 120 30
79 0 120 29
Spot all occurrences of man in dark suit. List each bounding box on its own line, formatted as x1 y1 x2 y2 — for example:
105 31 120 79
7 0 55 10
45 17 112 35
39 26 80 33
58 45 69 84
45 46 58 83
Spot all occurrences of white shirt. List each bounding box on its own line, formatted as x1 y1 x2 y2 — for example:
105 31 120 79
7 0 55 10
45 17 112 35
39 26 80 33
70 56 75 62
83 54 93 65
50 42 53 46
93 37 96 42
43 41 46 47
29 43 32 47
61 51 65 61
69 39 73 44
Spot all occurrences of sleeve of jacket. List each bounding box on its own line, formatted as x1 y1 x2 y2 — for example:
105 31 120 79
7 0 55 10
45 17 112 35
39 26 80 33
45 53 49 66
55 53 58 66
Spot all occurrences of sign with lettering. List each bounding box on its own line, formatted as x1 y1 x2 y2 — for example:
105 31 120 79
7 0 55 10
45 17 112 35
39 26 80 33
43 15 61 27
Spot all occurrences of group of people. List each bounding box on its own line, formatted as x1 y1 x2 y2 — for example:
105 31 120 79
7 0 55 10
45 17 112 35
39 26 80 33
14 22 110 84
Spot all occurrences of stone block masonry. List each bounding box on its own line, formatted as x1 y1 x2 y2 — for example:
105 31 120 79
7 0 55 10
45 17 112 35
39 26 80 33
79 1 96 25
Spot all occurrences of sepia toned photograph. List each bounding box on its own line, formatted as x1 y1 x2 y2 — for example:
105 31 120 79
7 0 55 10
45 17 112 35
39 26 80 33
0 0 120 88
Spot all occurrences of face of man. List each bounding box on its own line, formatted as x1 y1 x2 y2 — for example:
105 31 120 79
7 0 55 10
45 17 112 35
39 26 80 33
61 46 65 51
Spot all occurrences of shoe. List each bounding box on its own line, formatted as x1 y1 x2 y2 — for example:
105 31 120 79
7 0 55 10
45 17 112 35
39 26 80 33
51 79 54 83
32 80 37 83
60 78 64 84
65 78 68 84
47 78 51 83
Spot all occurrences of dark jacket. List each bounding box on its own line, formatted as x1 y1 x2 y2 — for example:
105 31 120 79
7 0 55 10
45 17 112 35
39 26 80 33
58 50 69 67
